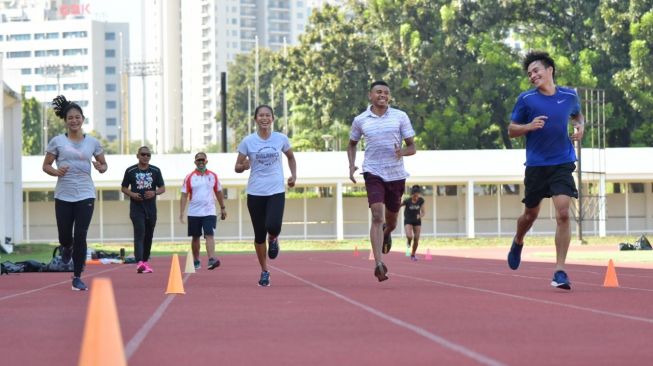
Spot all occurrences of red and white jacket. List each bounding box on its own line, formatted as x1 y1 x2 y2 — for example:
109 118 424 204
181 169 222 217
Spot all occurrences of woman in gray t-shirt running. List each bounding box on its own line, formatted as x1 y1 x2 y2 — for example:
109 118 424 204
42 95 108 291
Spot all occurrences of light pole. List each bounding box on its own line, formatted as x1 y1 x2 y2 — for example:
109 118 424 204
125 60 161 147
283 37 288 135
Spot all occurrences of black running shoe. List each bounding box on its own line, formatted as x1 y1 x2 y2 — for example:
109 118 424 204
208 257 221 270
382 224 392 254
268 237 280 259
374 262 389 282
72 277 88 291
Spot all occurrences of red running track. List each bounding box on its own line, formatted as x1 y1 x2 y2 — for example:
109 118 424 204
1 251 653 366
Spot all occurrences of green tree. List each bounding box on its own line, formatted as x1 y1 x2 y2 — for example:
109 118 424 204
45 108 65 142
613 7 653 146
226 49 284 146
225 0 653 150
21 95 42 155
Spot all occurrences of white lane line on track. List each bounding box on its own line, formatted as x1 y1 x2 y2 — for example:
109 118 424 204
390 260 653 293
320 260 653 325
0 266 124 302
125 274 191 360
271 265 507 366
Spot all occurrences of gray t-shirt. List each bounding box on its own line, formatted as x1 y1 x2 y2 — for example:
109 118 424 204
46 134 104 202
237 132 290 196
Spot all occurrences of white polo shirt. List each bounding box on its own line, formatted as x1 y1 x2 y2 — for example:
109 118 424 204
181 169 222 217
350 106 415 181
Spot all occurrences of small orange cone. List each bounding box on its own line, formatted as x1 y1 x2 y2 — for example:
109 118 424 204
353 246 359 257
78 278 127 366
603 259 619 287
165 254 185 294
424 248 432 261
368 250 374 260
184 249 196 274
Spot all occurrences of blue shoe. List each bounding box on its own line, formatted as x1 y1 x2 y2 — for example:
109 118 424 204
551 270 572 290
61 245 73 264
208 257 221 270
258 271 270 287
193 259 201 270
268 237 279 259
71 277 88 291
507 239 523 270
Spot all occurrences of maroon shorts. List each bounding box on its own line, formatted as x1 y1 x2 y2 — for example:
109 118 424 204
363 172 406 213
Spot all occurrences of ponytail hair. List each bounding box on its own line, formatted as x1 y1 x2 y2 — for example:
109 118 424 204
52 95 84 120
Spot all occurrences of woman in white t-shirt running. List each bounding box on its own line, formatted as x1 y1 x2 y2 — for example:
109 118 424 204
235 105 297 287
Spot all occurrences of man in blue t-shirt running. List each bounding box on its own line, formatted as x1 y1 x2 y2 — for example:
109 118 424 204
506 51 585 290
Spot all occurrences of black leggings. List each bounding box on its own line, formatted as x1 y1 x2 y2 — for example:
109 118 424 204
55 198 95 277
247 193 285 244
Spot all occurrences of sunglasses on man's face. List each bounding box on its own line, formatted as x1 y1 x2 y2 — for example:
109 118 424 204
140 153 151 157
195 158 206 162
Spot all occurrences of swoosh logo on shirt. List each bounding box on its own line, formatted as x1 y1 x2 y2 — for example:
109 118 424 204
557 99 565 104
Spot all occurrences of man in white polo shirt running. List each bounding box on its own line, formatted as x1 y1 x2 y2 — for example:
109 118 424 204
348 80 417 282
179 152 227 270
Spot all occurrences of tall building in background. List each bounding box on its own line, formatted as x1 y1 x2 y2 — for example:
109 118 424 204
140 0 181 154
0 0 129 144
141 0 342 152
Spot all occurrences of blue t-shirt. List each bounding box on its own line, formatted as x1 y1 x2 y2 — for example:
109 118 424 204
511 87 580 167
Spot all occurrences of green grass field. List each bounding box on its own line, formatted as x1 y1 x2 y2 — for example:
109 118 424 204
2 235 648 264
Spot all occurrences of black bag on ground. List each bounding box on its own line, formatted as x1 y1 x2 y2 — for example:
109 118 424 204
634 235 652 250
94 250 119 259
1 261 24 273
15 260 45 272
619 242 636 251
1 262 8 274
44 246 74 272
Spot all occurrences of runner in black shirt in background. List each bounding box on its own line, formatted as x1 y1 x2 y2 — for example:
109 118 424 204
401 185 425 261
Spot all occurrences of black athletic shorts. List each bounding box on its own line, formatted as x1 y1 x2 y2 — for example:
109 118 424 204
522 162 578 208
187 215 217 237
404 219 421 227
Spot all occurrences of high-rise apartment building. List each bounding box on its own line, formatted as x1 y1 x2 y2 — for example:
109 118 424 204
144 0 336 152
0 0 129 144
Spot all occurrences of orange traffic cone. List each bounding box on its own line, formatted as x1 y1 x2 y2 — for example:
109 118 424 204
424 248 432 261
184 250 196 274
353 246 359 257
603 259 619 287
78 278 127 366
165 254 185 294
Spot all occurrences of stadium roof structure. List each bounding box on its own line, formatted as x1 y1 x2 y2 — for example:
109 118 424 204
22 147 653 190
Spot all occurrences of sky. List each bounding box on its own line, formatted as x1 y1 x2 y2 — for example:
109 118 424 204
87 0 142 59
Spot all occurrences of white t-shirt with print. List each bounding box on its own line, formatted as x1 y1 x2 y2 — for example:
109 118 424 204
237 132 290 196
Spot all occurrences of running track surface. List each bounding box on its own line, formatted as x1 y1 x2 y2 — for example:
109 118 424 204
2 250 653 366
